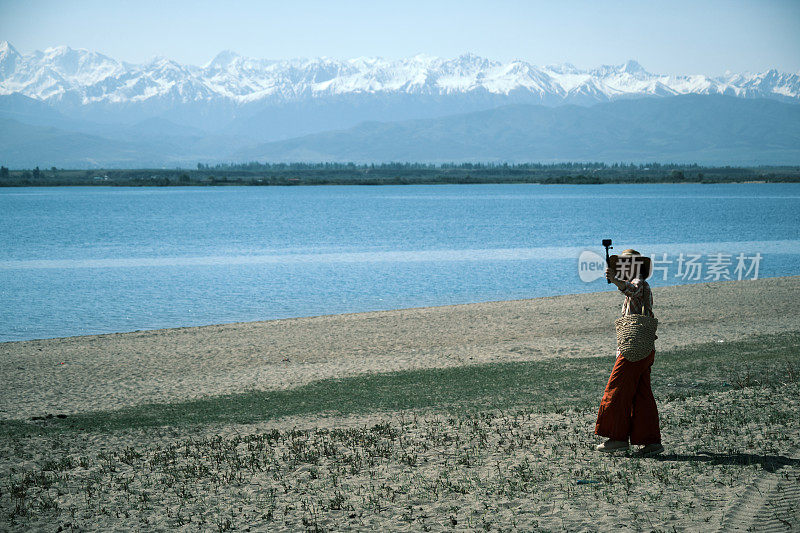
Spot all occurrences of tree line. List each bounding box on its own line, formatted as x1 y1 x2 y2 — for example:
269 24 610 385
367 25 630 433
1 163 799 187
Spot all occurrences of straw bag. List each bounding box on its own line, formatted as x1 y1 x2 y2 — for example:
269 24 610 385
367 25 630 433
615 313 658 362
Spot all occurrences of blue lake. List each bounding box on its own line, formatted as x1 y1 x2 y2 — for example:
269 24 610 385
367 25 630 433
1 183 799 342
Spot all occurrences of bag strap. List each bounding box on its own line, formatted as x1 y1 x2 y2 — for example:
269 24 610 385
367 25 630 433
641 288 652 317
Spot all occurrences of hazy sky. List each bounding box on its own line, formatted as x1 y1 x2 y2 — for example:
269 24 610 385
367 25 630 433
1 0 799 76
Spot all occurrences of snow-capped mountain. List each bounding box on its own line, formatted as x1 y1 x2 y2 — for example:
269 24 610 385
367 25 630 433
2 41 799 108
2 40 800 168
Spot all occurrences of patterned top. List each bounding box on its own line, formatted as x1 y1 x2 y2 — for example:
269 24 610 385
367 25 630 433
619 277 654 317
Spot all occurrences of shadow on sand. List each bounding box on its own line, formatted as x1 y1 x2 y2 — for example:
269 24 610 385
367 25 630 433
652 451 800 472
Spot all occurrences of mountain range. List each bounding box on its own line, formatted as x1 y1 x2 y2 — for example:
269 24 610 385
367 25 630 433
1 41 799 168
237 95 800 165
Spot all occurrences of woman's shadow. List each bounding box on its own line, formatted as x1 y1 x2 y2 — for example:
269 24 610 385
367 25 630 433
650 451 800 472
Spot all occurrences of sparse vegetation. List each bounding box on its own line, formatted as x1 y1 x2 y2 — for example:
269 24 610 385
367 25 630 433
3 332 797 436
1 333 798 530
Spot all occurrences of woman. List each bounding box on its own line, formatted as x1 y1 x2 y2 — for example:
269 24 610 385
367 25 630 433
594 249 664 456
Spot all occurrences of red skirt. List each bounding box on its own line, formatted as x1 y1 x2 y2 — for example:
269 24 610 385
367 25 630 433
595 349 661 445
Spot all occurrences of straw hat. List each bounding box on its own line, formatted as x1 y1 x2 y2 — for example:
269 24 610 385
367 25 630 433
609 249 652 280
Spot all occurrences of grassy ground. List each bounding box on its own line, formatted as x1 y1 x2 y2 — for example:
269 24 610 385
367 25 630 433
1 333 799 530
3 332 799 435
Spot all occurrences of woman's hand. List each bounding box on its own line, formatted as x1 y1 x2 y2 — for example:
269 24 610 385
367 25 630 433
606 267 624 289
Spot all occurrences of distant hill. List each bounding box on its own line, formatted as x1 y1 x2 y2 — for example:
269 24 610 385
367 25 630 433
234 95 800 165
0 109 243 168
0 117 148 168
2 94 799 168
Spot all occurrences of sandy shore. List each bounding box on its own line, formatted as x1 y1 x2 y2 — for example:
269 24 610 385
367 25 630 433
3 383 798 531
2 275 799 420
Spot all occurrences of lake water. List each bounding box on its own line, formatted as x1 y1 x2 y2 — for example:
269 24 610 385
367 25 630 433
2 183 799 342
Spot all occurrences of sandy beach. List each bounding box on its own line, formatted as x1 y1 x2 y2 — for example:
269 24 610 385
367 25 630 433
2 275 800 420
